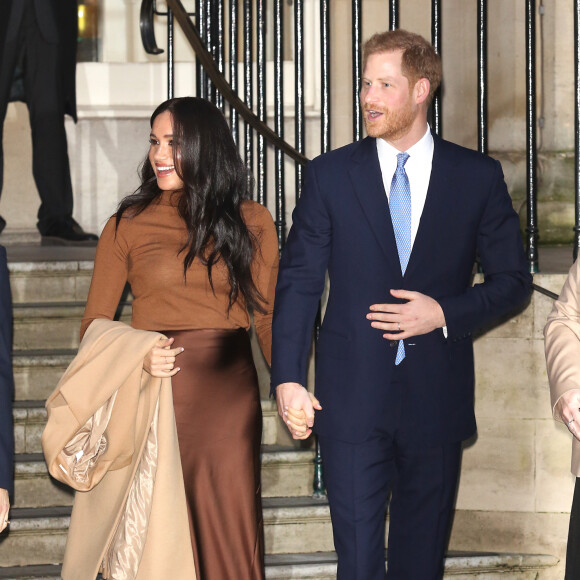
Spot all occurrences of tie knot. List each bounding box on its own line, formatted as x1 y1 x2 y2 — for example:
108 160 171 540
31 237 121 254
396 152 410 169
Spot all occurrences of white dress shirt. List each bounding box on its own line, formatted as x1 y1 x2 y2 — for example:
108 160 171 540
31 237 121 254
376 126 447 335
376 125 434 247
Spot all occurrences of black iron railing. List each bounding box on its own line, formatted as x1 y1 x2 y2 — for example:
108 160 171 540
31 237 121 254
140 0 567 496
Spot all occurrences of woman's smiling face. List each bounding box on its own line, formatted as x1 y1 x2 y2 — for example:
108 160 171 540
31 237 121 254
149 111 184 192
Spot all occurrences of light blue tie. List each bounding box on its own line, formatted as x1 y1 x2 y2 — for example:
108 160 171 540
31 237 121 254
389 152 411 365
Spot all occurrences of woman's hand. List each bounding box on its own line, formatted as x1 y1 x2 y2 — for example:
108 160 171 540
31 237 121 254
0 488 9 533
143 337 184 377
555 389 580 441
285 393 322 440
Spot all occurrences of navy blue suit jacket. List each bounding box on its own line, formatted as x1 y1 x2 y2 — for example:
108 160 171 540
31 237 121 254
271 135 532 445
0 247 13 494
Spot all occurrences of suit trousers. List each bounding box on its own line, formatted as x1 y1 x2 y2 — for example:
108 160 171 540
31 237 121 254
318 360 462 580
0 0 74 233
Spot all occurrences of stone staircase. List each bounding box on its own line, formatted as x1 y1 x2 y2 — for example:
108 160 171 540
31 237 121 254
0 246 560 579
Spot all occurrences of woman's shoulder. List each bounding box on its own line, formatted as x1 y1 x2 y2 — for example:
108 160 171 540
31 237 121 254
99 210 145 247
240 200 275 229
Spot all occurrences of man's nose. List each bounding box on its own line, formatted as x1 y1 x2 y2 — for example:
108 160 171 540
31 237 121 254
362 84 377 103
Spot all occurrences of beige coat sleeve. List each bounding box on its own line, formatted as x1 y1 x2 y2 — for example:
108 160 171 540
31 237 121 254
544 258 580 475
544 258 580 416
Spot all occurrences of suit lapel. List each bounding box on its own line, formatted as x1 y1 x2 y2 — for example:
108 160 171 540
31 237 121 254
348 138 402 275
404 135 455 279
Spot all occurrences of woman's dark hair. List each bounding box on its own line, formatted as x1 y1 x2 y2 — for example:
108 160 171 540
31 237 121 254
116 97 265 313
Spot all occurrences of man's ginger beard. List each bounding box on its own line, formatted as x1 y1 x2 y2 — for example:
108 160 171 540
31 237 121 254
363 86 419 142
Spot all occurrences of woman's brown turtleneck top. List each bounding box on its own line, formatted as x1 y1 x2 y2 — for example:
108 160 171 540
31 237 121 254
81 192 279 363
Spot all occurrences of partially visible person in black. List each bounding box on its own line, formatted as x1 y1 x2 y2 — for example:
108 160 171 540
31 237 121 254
0 246 13 534
0 0 97 245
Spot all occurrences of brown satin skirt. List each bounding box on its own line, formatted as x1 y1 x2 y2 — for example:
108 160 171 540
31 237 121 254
162 328 265 580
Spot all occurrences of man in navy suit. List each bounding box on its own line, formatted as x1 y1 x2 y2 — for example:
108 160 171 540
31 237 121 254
0 246 13 534
271 30 531 579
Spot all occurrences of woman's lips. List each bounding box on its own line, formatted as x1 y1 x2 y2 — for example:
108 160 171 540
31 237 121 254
155 164 175 177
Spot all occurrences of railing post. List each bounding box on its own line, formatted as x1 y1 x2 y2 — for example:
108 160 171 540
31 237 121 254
320 0 331 155
274 0 286 249
431 0 442 136
526 0 539 273
312 0 332 500
215 1 224 111
389 0 399 31
257 0 267 205
195 0 206 99
244 0 254 178
229 0 238 143
352 0 362 142
167 7 174 99
477 0 488 155
295 0 305 199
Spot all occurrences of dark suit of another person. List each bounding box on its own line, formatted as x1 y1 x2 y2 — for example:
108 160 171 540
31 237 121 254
0 246 14 533
271 30 531 580
0 0 96 244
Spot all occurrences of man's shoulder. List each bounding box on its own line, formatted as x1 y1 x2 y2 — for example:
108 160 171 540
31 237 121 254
435 135 500 171
309 138 373 172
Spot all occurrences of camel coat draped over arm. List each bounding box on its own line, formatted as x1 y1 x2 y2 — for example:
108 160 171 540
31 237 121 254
41 319 196 580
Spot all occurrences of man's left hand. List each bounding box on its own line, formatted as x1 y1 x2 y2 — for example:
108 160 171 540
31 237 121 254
367 289 446 339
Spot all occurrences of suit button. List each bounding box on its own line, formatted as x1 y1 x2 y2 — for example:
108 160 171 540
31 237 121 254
389 341 397 347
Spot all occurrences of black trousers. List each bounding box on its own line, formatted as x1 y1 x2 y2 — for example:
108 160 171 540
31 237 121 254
319 360 462 580
566 477 580 579
0 0 74 233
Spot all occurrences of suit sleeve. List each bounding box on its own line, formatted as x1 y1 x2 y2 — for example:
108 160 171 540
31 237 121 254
545 258 580 419
437 160 532 339
270 161 332 393
0 247 14 495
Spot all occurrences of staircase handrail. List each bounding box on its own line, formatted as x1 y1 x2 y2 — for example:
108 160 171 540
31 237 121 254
140 0 309 166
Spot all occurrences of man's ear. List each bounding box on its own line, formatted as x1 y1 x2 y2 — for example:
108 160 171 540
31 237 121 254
414 78 431 105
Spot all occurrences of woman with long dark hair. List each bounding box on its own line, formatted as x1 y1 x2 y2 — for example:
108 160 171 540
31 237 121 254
80 97 278 579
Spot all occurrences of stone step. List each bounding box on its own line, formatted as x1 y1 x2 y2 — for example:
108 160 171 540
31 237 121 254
12 350 75 402
12 442 313 509
0 549 559 578
7 258 94 305
0 507 70 567
264 552 560 579
13 399 281 456
12 303 131 351
0 497 332 567
263 497 334 555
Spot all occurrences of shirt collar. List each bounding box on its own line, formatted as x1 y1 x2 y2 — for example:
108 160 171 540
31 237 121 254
376 125 433 163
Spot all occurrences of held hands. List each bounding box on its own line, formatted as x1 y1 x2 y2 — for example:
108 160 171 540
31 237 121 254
276 382 322 440
367 289 446 339
0 488 9 533
555 389 580 441
143 336 184 378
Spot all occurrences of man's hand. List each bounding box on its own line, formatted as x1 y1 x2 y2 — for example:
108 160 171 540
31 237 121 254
367 289 446 339
143 336 184 378
0 488 9 533
276 382 322 440
555 389 580 441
